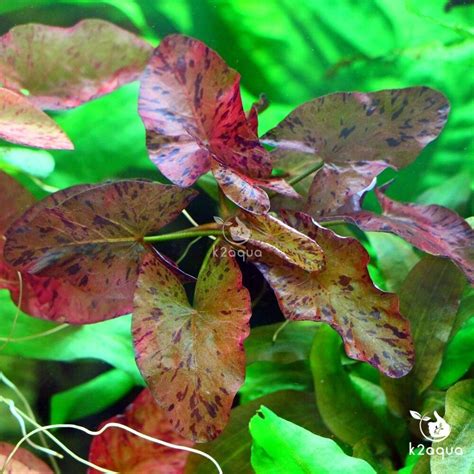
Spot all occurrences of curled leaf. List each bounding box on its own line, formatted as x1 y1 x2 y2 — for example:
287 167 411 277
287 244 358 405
0 442 53 473
88 389 193 474
133 245 252 441
0 88 73 149
0 20 153 109
255 211 414 377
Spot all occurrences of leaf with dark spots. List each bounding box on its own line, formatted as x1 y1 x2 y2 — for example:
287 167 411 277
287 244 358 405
88 389 193 474
212 161 298 214
264 87 449 215
329 189 474 284
133 244 252 441
0 88 73 149
0 20 153 110
255 211 414 378
226 211 324 272
0 442 53 473
138 34 272 191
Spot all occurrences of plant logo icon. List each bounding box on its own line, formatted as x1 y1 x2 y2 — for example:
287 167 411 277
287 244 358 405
410 410 451 443
214 216 252 245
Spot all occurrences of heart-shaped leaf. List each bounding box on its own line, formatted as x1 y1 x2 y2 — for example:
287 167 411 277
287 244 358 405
0 442 53 473
0 88 73 149
225 211 324 272
330 189 474 284
265 87 449 214
88 388 193 474
4 180 196 322
133 244 252 441
255 211 414 377
0 20 153 110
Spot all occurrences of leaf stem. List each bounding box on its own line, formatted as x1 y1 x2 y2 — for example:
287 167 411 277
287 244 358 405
287 160 324 186
143 229 221 243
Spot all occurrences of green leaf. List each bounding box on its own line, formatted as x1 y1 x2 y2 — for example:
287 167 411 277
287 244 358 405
431 380 474 474
185 390 333 474
381 256 466 416
249 406 376 474
50 368 136 424
0 147 55 178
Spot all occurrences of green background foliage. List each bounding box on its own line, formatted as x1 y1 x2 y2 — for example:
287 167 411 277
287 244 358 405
0 1 472 473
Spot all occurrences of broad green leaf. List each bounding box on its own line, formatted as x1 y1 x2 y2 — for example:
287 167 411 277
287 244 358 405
0 88 73 149
249 406 376 474
185 390 332 474
239 361 312 403
133 245 252 441
0 147 55 178
88 389 193 474
50 368 136 424
0 442 53 473
381 256 466 416
310 324 389 446
244 321 319 365
0 19 152 109
431 380 474 474
257 211 414 377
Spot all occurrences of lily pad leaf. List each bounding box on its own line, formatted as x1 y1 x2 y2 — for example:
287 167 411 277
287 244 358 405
4 180 196 322
133 244 252 441
225 211 324 272
88 388 193 474
331 189 474 284
0 442 53 473
0 20 153 110
249 406 376 474
255 211 414 378
0 88 73 149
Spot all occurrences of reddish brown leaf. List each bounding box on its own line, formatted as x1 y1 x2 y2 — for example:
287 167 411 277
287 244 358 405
265 87 449 214
255 211 414 378
0 442 53 473
88 389 193 474
0 20 153 110
328 189 474 285
225 212 325 272
0 88 73 149
133 245 252 441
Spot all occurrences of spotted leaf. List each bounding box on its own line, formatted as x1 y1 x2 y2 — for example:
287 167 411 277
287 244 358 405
327 189 474 285
133 245 252 441
226 211 324 272
0 442 53 473
0 88 73 149
0 20 153 110
255 211 414 378
88 389 193 474
265 87 449 214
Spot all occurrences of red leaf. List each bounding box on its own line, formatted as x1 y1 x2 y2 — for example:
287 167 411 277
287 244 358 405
88 389 193 474
0 442 53 473
133 245 252 441
328 189 474 285
0 20 153 110
255 211 414 378
0 88 73 149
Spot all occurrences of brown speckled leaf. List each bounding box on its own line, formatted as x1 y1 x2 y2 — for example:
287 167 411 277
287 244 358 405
4 180 197 322
0 442 53 473
329 189 474 285
0 88 73 149
265 87 449 215
226 212 324 272
133 245 252 441
255 211 414 378
88 389 193 474
0 20 152 110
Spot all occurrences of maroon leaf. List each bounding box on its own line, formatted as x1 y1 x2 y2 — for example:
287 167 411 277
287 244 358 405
0 20 153 110
133 245 252 441
255 211 414 378
3 180 197 322
0 442 53 473
88 389 193 474
327 189 474 285
0 88 73 149
265 87 449 214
